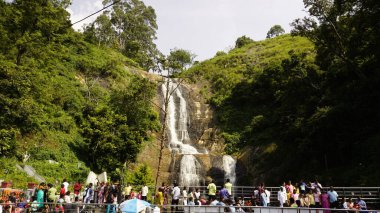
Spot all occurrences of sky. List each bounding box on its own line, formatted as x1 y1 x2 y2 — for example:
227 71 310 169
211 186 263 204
68 0 308 61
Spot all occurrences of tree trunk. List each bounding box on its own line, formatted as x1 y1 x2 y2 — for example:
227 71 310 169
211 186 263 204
153 77 171 202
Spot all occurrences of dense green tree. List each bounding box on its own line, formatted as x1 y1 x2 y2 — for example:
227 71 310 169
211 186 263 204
266 25 285 38
235 35 254 48
0 0 158 184
84 0 159 70
167 48 195 73
0 0 71 65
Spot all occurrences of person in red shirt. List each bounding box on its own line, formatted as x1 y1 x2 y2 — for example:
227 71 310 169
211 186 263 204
59 184 66 198
74 180 82 198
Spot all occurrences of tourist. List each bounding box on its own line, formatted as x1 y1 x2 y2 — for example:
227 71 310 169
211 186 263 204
300 180 307 194
84 183 93 204
62 179 69 193
64 191 71 203
156 188 164 205
207 180 217 201
37 183 45 210
124 184 132 199
54 196 64 213
171 183 180 213
225 179 233 196
187 197 195 206
199 196 207 205
142 184 149 201
289 198 298 208
73 180 81 199
130 189 136 199
59 184 66 199
106 189 116 213
342 197 349 209
193 188 201 200
286 181 294 196
64 191 72 213
260 189 268 207
182 186 188 205
265 188 271 206
30 196 39 212
236 203 246 212
15 197 26 213
137 191 142 200
347 198 354 209
307 190 315 207
313 188 321 207
292 189 299 202
47 183 57 203
356 196 367 212
210 197 219 206
327 186 338 208
321 190 330 213
219 185 230 200
303 193 311 207
98 182 105 204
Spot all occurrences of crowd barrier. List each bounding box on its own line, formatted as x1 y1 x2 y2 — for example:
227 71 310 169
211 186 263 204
1 203 379 213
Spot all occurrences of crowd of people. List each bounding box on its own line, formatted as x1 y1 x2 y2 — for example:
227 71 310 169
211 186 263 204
0 178 374 213
0 179 150 213
274 180 368 211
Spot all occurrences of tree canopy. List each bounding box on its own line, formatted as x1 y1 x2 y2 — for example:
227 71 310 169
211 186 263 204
235 35 254 48
0 0 159 184
266 25 285 38
83 0 160 70
183 0 380 185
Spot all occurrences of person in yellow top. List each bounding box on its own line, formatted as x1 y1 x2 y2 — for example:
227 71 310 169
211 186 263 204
156 187 164 211
207 180 217 200
224 179 233 196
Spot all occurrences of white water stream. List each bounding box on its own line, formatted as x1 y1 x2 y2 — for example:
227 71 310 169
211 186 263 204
162 78 236 186
223 155 237 185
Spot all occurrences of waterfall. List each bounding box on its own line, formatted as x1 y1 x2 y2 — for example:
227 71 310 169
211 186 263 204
162 79 200 186
180 155 200 186
223 155 236 185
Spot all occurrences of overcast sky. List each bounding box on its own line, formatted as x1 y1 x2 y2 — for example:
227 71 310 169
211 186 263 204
68 0 308 61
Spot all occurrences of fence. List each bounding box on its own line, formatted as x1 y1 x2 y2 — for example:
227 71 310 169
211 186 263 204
181 186 380 205
2 203 379 213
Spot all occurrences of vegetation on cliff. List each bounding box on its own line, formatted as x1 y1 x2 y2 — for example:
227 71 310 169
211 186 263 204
183 0 380 185
0 0 159 187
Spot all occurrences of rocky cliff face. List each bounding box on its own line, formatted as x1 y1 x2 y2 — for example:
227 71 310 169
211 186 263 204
137 78 230 186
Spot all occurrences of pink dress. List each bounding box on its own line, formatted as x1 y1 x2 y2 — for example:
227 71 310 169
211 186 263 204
321 193 330 213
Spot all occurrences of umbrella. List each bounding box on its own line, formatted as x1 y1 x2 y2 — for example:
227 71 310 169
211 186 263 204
119 198 151 213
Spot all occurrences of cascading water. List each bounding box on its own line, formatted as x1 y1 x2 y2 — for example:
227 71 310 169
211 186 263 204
162 79 200 186
223 155 237 185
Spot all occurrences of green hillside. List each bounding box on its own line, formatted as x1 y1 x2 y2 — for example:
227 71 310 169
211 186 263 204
183 32 380 185
0 0 159 188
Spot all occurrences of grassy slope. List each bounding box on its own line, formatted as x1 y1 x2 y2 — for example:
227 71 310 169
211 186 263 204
0 33 147 189
184 35 314 106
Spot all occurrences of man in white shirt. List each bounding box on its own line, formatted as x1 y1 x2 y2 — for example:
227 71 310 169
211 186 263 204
265 188 271 206
142 184 149 201
171 183 180 212
277 186 287 207
62 178 69 192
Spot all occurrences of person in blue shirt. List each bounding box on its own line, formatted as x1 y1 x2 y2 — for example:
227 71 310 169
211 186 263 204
219 185 230 200
327 186 339 208
357 196 367 212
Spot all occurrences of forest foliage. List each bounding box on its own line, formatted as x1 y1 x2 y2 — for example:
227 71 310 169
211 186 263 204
183 0 380 185
0 0 159 187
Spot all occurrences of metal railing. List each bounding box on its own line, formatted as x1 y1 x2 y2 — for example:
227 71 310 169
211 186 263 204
2 203 379 213
180 186 380 204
